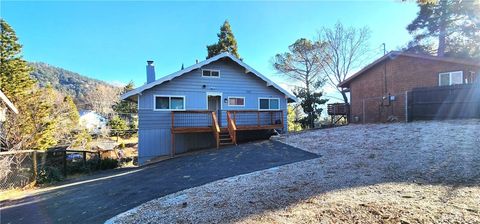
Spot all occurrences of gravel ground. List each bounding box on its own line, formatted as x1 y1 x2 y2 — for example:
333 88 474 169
108 120 480 224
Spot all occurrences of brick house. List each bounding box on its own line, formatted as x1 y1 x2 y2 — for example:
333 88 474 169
338 51 480 123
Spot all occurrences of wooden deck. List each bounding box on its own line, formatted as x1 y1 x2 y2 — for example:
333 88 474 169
170 110 284 156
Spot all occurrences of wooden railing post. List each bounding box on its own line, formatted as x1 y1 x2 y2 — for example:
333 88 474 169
211 112 220 149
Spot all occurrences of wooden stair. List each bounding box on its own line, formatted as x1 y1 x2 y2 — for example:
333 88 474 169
219 131 234 146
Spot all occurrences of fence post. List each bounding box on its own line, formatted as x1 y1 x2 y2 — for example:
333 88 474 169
83 151 87 167
405 91 409 123
33 150 38 181
63 150 67 178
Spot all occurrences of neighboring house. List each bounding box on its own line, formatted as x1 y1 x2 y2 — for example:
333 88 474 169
0 89 18 123
339 51 480 123
79 110 108 134
0 89 18 150
122 52 297 164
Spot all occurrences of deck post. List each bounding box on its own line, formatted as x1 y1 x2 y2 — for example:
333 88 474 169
257 111 260 127
171 112 175 157
270 111 273 125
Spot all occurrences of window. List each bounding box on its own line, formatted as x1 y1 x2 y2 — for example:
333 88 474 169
228 97 245 106
439 71 463 86
202 69 220 77
154 95 185 110
259 98 280 110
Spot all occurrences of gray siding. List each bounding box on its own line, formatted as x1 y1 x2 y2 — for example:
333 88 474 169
137 58 289 164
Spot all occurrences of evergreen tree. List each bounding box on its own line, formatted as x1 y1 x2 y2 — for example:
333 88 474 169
0 19 35 100
113 81 137 115
64 95 80 127
287 105 303 132
206 20 240 59
113 81 137 129
406 0 480 58
0 19 77 151
273 38 329 129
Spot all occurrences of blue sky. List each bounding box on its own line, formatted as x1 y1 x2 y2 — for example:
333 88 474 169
2 1 418 99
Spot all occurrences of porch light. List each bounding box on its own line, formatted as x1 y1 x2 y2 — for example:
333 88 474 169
224 98 228 104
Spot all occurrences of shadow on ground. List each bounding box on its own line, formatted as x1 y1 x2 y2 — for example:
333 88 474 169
0 140 317 224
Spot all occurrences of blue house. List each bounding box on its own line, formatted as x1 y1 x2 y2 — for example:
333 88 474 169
122 53 297 164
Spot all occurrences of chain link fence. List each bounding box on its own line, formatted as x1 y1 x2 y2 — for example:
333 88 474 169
0 150 37 190
0 148 103 191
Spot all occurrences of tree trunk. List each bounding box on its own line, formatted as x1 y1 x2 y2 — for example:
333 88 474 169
437 0 447 57
340 91 349 105
340 90 351 123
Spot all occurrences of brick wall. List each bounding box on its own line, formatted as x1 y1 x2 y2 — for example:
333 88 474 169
349 55 479 123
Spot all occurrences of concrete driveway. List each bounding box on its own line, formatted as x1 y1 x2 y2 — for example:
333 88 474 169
0 140 317 224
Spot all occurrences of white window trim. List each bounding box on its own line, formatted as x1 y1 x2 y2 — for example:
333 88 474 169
258 97 281 111
205 92 223 110
227 96 245 107
153 95 186 111
201 69 221 78
438 71 463 86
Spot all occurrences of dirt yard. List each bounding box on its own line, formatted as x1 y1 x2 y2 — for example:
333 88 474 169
108 120 480 224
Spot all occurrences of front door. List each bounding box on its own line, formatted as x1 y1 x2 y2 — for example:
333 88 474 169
207 94 221 126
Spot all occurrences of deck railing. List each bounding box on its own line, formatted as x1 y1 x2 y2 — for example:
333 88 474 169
227 112 237 145
171 110 213 130
211 112 220 149
171 110 284 155
227 110 284 130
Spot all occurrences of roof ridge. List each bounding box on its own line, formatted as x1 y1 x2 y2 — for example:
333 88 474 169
121 53 298 102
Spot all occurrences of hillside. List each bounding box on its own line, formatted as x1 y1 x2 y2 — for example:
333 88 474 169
29 62 121 111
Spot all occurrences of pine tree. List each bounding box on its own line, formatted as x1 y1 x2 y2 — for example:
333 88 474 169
64 95 80 130
273 38 329 129
406 0 480 58
206 20 240 59
113 81 137 115
113 81 137 129
0 19 35 100
0 19 68 151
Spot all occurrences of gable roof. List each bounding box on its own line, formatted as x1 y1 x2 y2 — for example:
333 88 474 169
0 89 18 114
338 51 480 88
121 52 298 102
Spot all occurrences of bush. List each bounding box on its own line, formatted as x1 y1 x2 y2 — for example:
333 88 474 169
36 166 64 184
108 116 128 136
98 158 118 170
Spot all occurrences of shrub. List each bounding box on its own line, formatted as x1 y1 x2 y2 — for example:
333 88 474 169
36 166 64 184
98 158 118 170
108 116 128 136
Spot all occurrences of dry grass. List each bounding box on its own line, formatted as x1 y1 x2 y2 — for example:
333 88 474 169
108 120 480 224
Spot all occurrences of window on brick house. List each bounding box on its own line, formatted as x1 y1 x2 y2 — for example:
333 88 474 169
438 71 463 86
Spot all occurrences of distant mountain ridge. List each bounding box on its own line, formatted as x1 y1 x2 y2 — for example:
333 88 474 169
29 62 121 110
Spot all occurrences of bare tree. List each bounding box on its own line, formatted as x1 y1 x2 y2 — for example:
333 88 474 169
84 84 120 117
319 22 371 104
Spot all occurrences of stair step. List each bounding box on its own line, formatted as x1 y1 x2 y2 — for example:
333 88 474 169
220 142 234 146
220 138 232 142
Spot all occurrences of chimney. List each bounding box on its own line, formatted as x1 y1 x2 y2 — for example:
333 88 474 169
146 60 155 83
